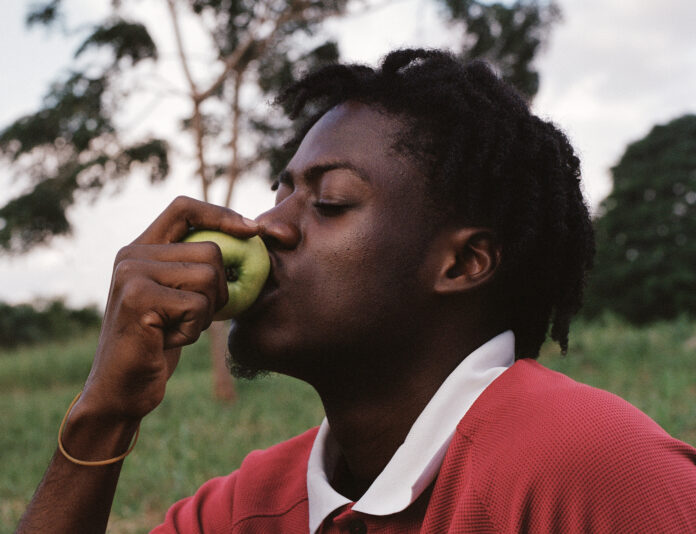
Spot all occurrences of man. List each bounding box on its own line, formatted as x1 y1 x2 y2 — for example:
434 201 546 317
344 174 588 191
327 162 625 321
17 49 696 533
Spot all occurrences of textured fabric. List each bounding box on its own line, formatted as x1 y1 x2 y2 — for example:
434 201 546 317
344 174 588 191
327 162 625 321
308 330 515 532
151 428 317 534
152 359 696 533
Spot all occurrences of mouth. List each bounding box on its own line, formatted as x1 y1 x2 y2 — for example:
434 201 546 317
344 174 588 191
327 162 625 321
259 270 280 301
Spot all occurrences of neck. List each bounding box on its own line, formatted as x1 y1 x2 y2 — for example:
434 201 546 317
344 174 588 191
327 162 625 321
309 323 501 499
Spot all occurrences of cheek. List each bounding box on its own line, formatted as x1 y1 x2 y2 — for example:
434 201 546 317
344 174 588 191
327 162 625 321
309 222 425 324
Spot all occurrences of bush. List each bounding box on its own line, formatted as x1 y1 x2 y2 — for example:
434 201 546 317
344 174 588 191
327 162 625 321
0 299 101 348
583 114 696 323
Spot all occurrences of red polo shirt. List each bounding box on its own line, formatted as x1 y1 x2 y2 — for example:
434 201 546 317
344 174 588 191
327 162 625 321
152 359 696 533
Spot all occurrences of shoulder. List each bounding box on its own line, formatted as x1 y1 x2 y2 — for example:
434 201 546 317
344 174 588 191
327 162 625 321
235 426 319 511
463 358 668 440
461 358 694 470
151 427 319 533
239 425 319 472
451 359 696 531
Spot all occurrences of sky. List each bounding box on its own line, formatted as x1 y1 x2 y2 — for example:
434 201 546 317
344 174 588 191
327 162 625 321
1 0 695 308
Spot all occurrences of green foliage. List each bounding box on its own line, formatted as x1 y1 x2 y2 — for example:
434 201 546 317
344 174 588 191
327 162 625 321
1 72 112 156
0 177 73 251
75 18 158 66
0 299 101 349
187 0 347 57
584 114 696 323
440 0 560 99
25 0 63 29
0 65 168 253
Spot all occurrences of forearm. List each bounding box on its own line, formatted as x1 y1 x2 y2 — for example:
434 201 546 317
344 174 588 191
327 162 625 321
16 404 139 534
17 197 250 533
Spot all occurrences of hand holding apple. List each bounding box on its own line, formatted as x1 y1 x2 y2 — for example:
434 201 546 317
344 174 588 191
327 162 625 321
183 230 270 320
74 197 261 426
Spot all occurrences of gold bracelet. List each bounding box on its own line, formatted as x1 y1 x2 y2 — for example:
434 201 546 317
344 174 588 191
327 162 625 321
57 390 140 467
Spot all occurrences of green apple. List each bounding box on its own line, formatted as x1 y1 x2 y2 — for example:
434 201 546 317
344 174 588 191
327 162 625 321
183 230 270 320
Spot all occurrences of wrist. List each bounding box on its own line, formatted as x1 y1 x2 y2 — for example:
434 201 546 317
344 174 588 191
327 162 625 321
60 391 141 465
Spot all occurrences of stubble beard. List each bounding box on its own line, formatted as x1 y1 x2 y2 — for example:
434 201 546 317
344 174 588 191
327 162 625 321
225 350 270 380
225 322 271 380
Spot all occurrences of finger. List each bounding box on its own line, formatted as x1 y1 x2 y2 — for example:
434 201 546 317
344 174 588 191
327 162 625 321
114 242 228 308
113 258 224 320
148 260 225 320
133 196 260 246
138 285 212 350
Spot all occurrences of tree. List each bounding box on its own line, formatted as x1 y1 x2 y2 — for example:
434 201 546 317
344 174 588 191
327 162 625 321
583 114 696 323
1 0 559 398
441 0 559 99
0 298 101 348
0 0 348 254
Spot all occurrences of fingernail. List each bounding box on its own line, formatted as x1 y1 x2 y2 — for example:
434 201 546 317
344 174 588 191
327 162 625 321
242 217 258 228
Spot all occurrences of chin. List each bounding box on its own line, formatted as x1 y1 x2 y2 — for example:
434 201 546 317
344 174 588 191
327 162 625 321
226 321 265 378
225 353 270 381
226 320 291 380
226 319 326 383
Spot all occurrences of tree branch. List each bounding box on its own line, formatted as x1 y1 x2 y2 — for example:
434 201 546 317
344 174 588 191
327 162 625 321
197 1 339 103
192 100 209 202
166 0 199 98
166 0 210 200
223 71 243 208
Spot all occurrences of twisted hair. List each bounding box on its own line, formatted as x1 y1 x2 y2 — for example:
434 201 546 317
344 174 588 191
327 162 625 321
276 49 595 358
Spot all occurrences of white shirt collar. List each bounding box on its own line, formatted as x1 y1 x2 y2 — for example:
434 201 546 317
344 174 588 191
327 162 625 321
306 330 515 534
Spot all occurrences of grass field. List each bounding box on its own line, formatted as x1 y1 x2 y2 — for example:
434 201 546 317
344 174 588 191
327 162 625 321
2 315 695 533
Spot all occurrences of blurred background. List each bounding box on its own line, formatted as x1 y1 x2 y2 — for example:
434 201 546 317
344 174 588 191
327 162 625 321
1 1 694 532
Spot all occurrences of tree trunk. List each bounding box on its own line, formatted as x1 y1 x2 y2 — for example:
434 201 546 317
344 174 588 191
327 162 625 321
207 321 236 402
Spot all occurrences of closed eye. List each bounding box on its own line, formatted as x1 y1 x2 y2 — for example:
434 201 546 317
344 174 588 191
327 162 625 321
313 202 349 216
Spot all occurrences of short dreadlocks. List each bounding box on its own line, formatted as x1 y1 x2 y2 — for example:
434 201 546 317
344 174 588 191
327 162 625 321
276 48 595 359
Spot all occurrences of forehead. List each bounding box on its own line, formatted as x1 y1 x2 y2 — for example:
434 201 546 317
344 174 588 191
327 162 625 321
287 101 414 183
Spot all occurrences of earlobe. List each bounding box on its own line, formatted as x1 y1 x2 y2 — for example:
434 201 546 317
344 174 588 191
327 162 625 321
434 228 500 294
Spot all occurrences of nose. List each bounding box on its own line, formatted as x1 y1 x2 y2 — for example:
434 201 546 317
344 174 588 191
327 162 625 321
256 206 301 250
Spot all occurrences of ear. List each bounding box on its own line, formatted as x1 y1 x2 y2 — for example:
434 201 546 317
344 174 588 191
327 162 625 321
432 227 500 295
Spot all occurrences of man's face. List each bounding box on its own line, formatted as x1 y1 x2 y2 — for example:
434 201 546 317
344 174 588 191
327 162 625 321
229 102 437 381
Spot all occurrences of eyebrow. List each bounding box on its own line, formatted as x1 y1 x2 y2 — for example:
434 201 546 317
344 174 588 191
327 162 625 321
271 161 369 190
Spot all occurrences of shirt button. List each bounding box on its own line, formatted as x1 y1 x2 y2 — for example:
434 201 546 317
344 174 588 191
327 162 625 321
347 519 367 534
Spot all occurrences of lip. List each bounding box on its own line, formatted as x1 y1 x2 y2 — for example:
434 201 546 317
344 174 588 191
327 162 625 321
256 273 279 305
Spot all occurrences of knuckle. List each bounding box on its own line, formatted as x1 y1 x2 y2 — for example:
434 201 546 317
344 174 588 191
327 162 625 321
119 276 150 305
185 329 202 345
204 240 222 258
201 316 214 333
193 241 222 263
189 291 210 314
200 261 219 282
114 245 134 266
182 262 218 289
173 299 209 345
170 195 196 215
113 257 139 281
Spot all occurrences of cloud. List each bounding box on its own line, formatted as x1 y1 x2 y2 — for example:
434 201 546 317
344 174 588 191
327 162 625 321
533 0 696 211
